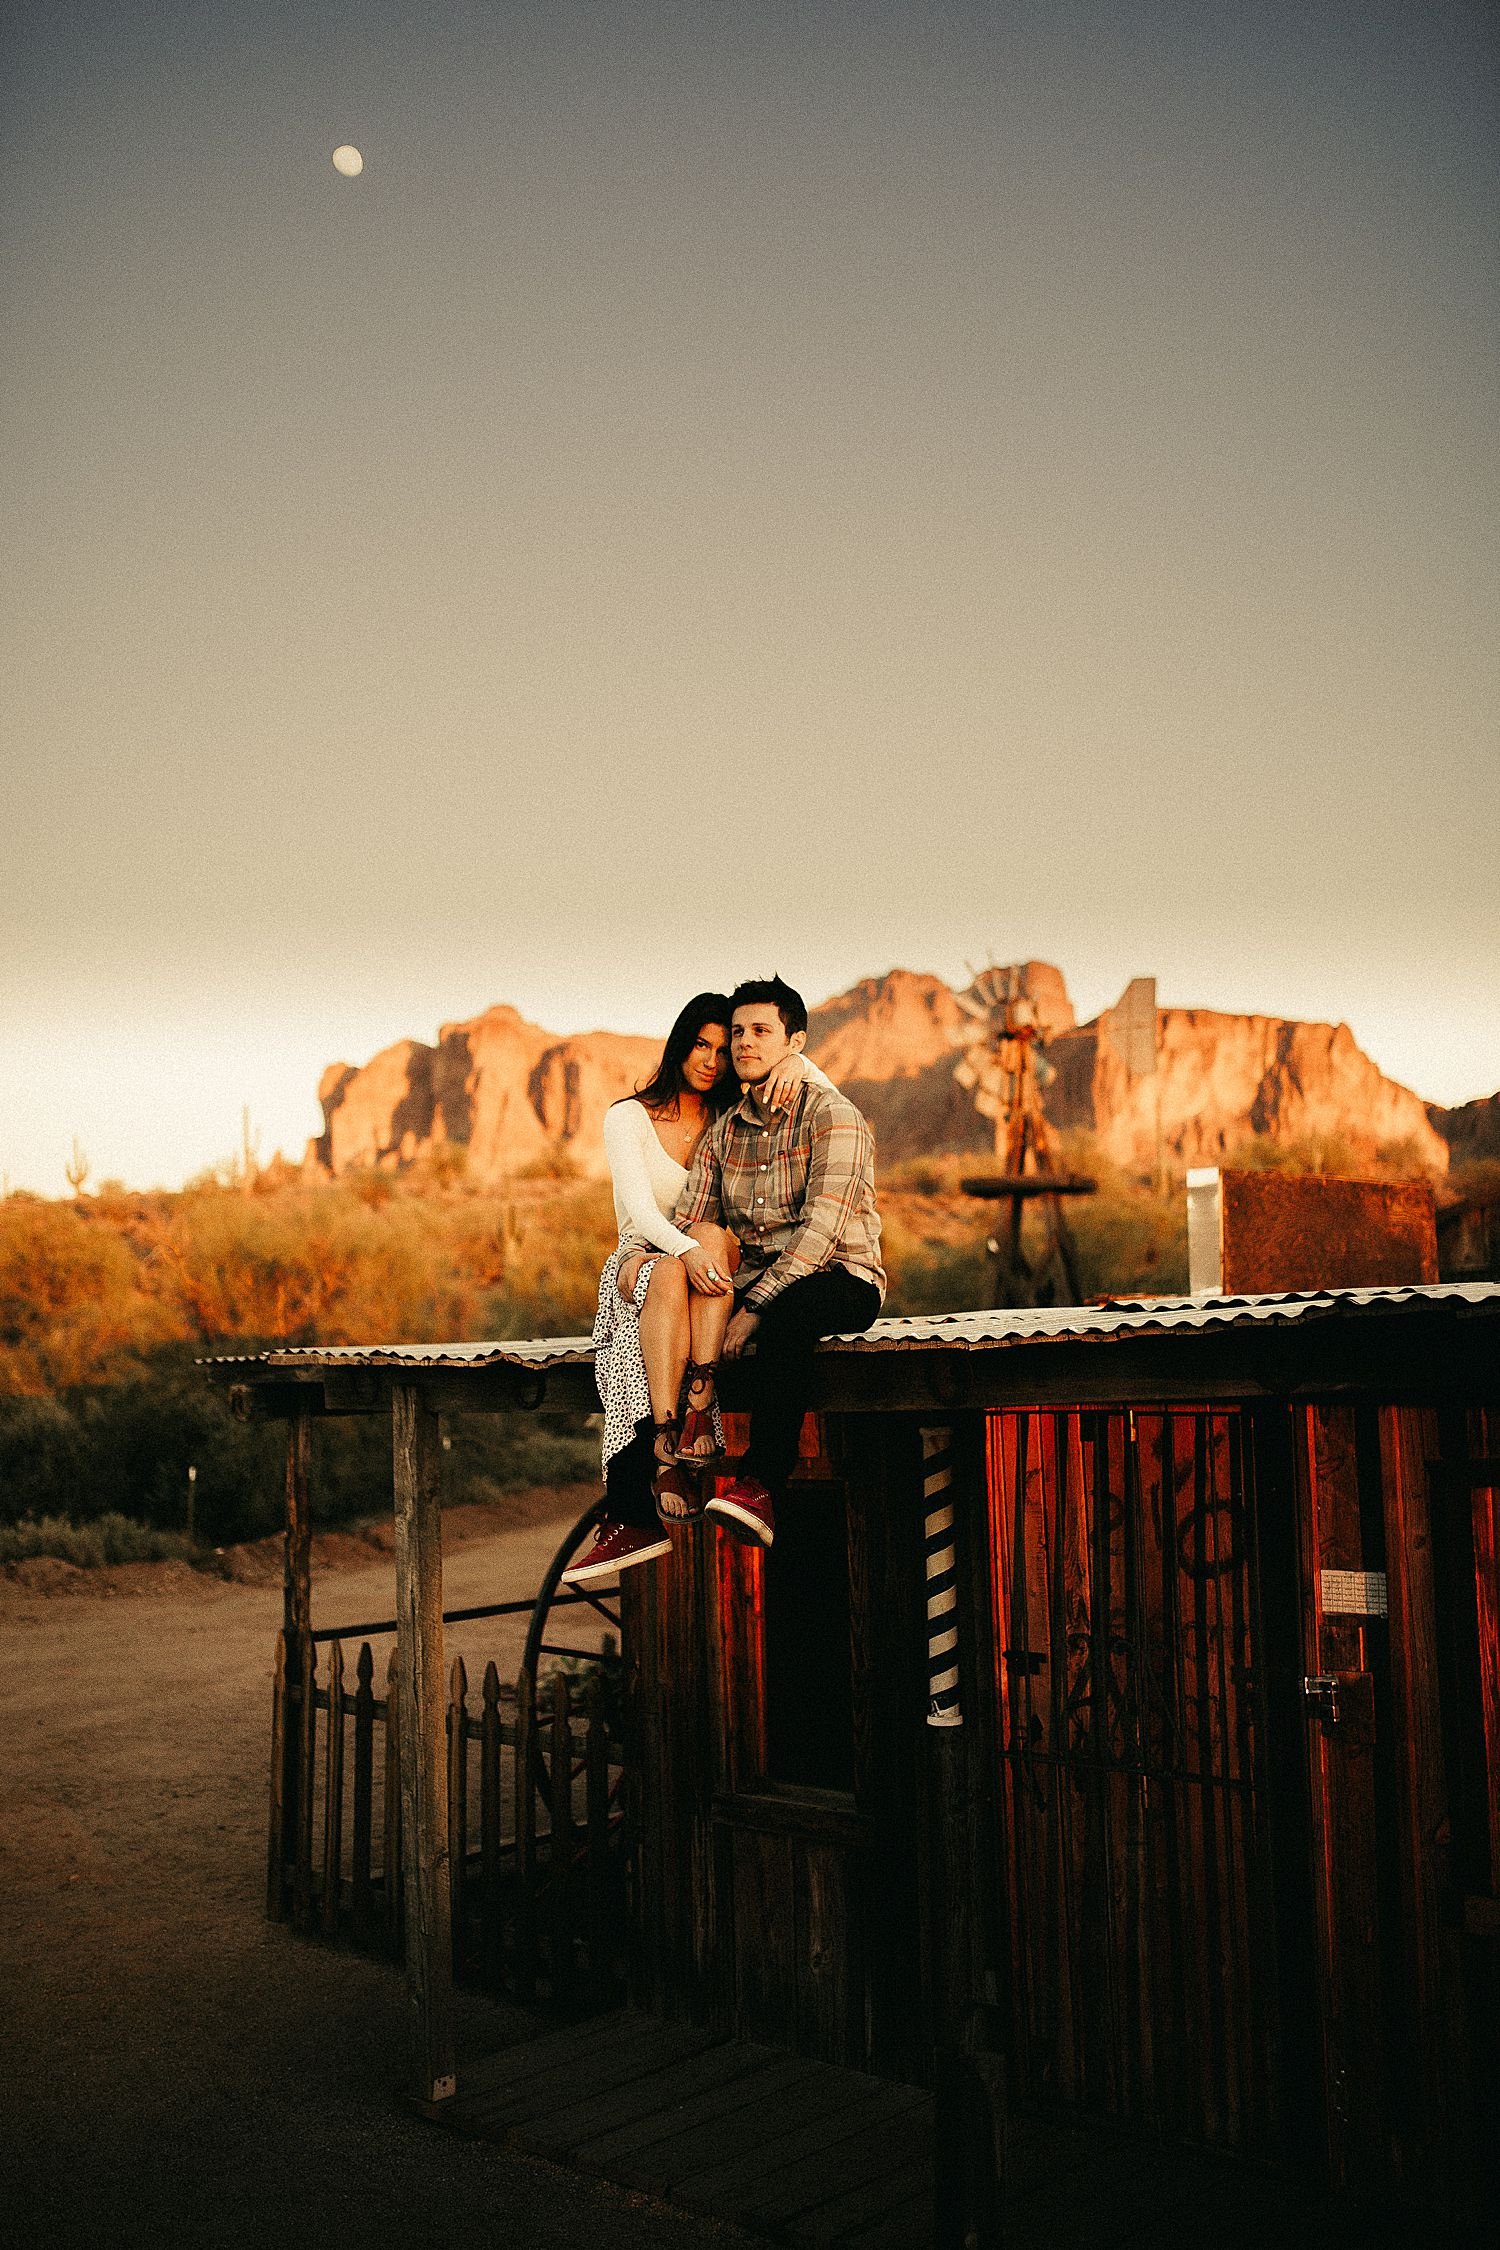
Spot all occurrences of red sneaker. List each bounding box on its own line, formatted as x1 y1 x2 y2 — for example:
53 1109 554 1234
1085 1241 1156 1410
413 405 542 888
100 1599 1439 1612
560 1519 672 1585
705 1477 775 1548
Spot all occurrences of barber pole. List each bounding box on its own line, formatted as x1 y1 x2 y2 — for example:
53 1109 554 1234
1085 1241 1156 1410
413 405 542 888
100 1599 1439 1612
921 1425 962 1727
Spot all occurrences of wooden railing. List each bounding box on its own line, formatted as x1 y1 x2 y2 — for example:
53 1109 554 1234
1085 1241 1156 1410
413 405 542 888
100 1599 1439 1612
267 1628 626 2009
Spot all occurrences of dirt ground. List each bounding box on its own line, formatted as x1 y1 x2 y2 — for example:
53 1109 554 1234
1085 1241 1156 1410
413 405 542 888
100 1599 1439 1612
0 1497 757 2250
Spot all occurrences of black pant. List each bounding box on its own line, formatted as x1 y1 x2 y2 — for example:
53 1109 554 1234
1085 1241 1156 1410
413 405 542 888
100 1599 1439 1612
606 1424 658 1532
741 1267 881 1496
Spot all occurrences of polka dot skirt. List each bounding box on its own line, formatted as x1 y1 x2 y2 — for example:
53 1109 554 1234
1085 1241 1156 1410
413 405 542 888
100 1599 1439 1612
591 1245 724 1472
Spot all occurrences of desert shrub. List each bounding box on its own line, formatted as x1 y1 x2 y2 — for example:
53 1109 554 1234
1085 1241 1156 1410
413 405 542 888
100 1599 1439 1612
0 1348 285 1540
0 1197 178 1393
0 1512 198 1566
882 1231 991 1316
1069 1190 1188 1297
484 1184 617 1338
446 1414 598 1493
154 1185 471 1344
0 1345 600 1544
1224 1132 1435 1182
880 1153 977 1198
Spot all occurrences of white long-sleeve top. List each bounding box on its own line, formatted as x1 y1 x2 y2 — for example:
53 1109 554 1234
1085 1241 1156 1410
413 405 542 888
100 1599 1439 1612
604 1063 835 1258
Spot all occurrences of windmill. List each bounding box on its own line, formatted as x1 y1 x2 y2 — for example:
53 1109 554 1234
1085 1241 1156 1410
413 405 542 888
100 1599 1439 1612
953 963 1094 1309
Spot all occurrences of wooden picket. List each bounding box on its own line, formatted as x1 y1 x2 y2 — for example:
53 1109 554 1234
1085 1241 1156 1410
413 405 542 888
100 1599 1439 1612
265 1626 627 2008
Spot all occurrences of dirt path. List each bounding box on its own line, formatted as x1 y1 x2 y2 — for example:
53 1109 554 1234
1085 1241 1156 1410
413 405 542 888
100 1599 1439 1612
0 1507 753 2250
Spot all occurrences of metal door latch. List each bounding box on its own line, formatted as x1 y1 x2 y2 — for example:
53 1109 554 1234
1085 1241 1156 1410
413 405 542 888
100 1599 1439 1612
1303 1675 1340 1726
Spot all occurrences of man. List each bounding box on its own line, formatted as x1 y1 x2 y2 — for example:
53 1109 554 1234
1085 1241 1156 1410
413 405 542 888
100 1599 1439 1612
675 976 885 1548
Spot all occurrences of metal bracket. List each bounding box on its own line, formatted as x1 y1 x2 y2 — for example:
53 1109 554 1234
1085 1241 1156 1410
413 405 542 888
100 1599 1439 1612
1303 1674 1340 1726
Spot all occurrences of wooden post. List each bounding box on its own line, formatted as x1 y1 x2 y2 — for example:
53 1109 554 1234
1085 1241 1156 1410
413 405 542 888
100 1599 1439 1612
479 1661 503 1990
586 1676 612 2008
514 1663 538 2001
924 1416 1006 2250
266 1631 290 1920
383 1647 402 1947
293 1635 318 1929
549 1670 577 2012
284 1412 312 1644
351 1642 375 1941
271 1415 313 1923
321 1639 345 1935
392 1381 456 2108
447 1656 468 1977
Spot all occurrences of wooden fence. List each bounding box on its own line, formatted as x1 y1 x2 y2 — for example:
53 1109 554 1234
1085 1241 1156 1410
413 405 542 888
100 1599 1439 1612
267 1632 627 2009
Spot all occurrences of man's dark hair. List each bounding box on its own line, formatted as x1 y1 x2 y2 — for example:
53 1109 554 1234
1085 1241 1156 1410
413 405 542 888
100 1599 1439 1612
729 976 808 1040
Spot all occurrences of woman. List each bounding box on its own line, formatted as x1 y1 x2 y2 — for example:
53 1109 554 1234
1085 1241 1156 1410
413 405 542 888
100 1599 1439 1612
561 992 826 1585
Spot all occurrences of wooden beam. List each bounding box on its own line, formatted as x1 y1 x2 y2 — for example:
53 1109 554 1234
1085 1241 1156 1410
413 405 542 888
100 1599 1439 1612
268 1416 312 1924
283 1415 312 1645
228 1379 328 1422
391 1382 457 2108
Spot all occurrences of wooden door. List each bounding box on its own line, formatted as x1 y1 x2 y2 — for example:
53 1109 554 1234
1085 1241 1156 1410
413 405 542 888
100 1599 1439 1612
710 1416 928 2080
1294 1400 1499 2223
987 1407 1281 2155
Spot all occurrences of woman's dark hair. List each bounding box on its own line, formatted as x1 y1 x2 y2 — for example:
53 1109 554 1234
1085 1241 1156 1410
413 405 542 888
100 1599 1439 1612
628 992 735 1115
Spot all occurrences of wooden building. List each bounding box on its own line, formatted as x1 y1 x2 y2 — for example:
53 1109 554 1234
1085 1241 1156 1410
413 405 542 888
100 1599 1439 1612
210 1281 1500 2233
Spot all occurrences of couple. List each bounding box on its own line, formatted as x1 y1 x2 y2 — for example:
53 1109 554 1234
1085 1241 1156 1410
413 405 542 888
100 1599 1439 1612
562 977 885 1586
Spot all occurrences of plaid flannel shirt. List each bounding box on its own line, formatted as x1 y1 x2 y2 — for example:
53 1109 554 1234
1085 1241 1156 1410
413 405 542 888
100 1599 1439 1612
675 1078 885 1312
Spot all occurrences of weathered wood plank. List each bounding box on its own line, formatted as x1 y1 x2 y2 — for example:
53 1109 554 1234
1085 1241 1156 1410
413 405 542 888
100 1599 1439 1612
548 1669 576 2011
292 1633 317 1930
351 1641 375 1940
456 2022 721 2131
320 1638 345 1935
521 2036 762 2157
634 2061 890 2205
837 2182 936 2249
382 1646 402 1946
446 1656 468 1975
789 2121 935 2244
513 1663 537 2003
577 2054 820 2186
454 2008 655 2100
266 1630 289 1921
283 1413 312 1645
731 2097 932 2229
672 2076 924 2214
479 1660 503 1990
730 1823 796 2044
391 1381 455 2106
585 1678 613 2008
1306 1402 1389 2186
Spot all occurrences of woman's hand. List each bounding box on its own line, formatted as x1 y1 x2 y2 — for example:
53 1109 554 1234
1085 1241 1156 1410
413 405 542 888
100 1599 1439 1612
762 1051 809 1110
681 1243 730 1296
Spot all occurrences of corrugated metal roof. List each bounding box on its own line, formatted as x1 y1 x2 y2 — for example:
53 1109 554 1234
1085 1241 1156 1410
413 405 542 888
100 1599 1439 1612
201 1281 1500 1377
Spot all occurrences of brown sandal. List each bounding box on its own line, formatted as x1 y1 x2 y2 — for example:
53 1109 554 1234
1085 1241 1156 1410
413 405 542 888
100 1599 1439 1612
654 1458 706 1525
677 1361 725 1473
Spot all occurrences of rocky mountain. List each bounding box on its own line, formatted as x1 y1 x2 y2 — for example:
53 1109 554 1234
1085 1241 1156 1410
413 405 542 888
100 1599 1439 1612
1427 1092 1500 1167
311 1006 658 1182
307 967 1454 1186
1046 998 1448 1176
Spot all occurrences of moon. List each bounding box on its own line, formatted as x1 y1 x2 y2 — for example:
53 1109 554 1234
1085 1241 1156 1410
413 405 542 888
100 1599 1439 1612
331 145 364 178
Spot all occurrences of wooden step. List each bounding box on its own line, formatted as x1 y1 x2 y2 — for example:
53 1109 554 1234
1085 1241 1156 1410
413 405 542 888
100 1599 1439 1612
444 2012 933 2246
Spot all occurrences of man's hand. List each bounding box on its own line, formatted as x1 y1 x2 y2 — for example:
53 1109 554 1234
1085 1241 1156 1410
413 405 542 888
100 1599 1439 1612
722 1306 761 1360
681 1244 730 1297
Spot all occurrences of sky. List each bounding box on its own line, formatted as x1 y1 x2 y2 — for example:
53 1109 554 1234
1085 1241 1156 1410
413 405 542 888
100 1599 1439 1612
2 0 1496 1194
